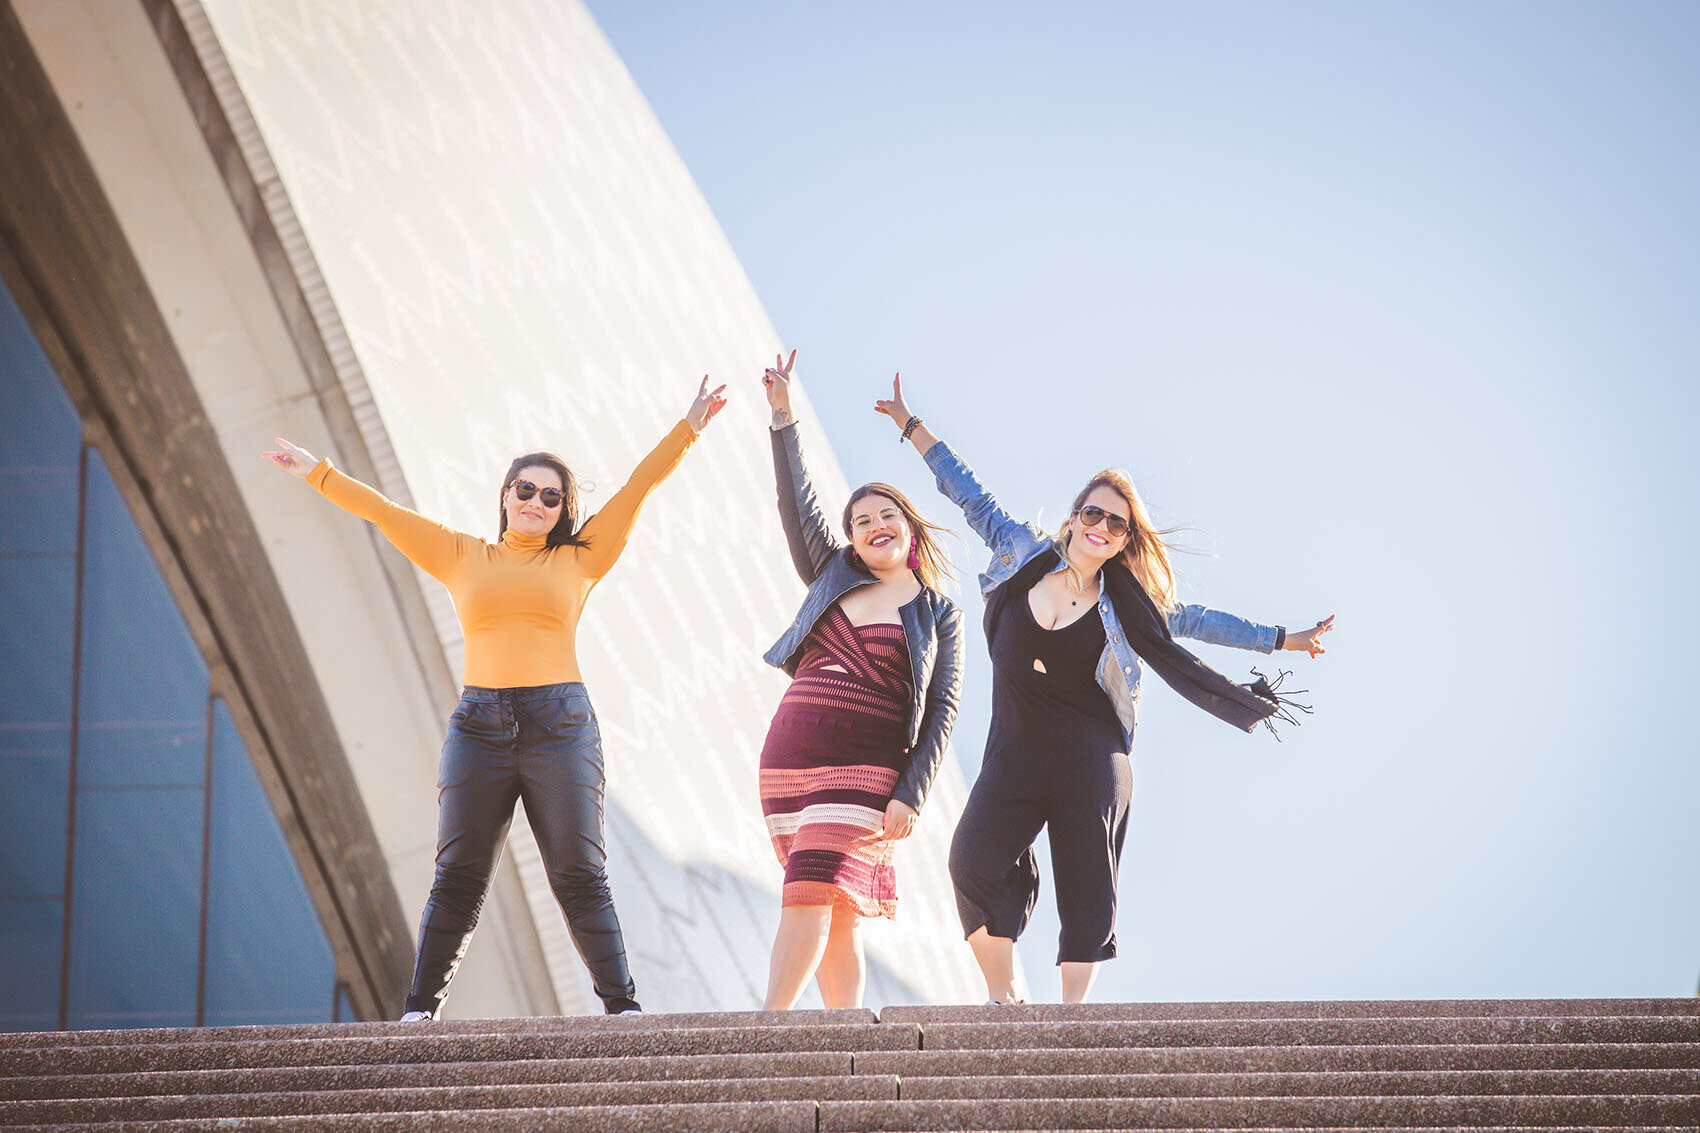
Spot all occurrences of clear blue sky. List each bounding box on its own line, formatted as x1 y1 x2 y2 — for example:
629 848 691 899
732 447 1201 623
587 0 1699 1003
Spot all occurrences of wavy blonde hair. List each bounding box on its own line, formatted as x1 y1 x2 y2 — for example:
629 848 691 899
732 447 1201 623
1056 469 1177 614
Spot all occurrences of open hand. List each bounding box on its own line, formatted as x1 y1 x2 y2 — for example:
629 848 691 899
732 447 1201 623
1284 614 1336 658
686 375 729 432
261 437 317 479
880 798 918 841
762 349 797 413
873 373 913 432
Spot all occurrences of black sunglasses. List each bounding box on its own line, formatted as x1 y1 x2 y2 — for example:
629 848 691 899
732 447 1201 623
511 479 564 509
1076 505 1130 537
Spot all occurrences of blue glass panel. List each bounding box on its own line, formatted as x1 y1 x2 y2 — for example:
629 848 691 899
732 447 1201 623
0 557 74 898
0 752 69 899
0 898 63 1032
66 787 202 1030
0 283 81 554
76 451 207 788
203 699 335 1025
0 556 75 725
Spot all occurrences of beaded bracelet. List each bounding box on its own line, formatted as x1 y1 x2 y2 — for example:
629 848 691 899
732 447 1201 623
900 415 923 443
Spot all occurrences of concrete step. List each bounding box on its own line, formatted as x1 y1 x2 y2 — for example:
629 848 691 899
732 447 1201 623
4 1000 1695 1131
0 1021 921 1078
854 1043 1700 1076
0 1050 850 1101
891 1068 1700 1099
0 1007 876 1050
819 1094 1700 1130
0 1074 897 1124
1 1101 821 1131
882 999 1700 1026
916 1016 1700 1051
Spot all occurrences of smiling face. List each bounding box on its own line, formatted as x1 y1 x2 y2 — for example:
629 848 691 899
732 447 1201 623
502 464 565 540
1068 484 1133 568
847 491 914 573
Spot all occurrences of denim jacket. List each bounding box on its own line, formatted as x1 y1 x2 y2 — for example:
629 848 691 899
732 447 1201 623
762 423 964 814
923 440 1277 748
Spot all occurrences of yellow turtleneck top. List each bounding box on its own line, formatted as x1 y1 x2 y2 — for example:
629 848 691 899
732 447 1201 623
307 419 697 689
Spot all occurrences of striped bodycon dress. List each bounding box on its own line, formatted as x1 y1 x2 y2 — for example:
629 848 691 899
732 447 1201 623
758 606 913 918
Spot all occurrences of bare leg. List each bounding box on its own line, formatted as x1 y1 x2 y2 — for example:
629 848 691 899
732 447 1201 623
763 904 833 1010
1060 960 1100 1004
967 927 1023 1003
813 905 866 1009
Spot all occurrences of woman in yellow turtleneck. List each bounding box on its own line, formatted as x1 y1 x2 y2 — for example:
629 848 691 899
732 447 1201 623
264 377 727 1018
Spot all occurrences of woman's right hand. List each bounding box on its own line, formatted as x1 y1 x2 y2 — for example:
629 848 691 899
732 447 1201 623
262 437 317 479
873 372 914 431
762 349 797 418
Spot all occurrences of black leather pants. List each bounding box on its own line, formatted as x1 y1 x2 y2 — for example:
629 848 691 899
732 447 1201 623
403 682 639 1016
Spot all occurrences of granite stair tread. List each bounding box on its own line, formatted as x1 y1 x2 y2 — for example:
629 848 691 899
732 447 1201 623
0 1021 921 1077
0 1007 877 1050
2 999 1695 1131
882 999 1700 1026
852 1044 1700 1076
890 1068 1700 1099
0 1050 851 1101
0 1074 898 1124
0 1100 821 1131
914 1016 1700 1051
818 1094 1700 1131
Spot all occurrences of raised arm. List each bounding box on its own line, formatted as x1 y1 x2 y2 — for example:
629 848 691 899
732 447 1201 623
575 377 726 581
763 350 841 583
874 374 1045 565
263 437 470 581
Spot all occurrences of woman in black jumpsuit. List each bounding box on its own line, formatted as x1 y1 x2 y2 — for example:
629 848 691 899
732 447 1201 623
876 375 1334 1003
960 568 1132 969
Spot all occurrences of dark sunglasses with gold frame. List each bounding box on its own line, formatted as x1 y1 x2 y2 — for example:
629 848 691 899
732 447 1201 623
510 479 564 509
1075 504 1130 537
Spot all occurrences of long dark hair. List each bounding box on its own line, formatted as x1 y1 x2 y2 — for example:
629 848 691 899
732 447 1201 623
841 482 956 591
498 452 589 549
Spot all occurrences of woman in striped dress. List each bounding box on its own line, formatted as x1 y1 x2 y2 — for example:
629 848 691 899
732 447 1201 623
757 351 964 1010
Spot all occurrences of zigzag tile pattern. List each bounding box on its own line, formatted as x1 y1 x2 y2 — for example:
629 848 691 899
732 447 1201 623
194 0 983 1012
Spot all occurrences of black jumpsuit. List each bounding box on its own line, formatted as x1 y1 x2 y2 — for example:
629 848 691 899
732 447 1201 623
947 578 1132 964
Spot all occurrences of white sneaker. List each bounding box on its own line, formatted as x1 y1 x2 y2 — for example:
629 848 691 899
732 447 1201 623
398 1010 432 1022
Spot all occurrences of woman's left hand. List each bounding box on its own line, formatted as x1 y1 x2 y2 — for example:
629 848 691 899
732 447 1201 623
1283 614 1336 658
881 799 918 840
685 375 729 432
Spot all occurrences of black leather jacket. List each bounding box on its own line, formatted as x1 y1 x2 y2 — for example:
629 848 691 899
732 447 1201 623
761 423 963 813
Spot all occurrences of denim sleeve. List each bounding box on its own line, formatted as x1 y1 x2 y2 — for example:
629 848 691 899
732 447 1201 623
923 440 1047 565
1167 603 1280 652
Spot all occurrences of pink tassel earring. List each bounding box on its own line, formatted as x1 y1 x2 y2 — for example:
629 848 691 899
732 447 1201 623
906 538 921 570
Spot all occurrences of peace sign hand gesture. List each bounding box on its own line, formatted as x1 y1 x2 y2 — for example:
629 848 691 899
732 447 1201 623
261 437 318 479
686 375 729 433
762 349 798 416
1283 614 1336 658
873 372 913 432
